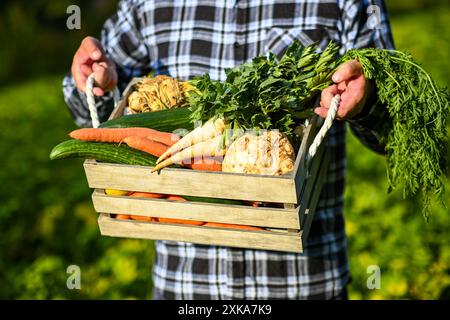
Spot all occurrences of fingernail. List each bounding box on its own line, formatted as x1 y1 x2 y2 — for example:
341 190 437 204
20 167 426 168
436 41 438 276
332 73 341 82
92 50 101 59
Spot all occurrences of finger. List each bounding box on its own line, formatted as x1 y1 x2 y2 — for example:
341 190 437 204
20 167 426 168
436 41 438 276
337 80 347 92
314 107 328 119
80 64 93 77
332 60 362 83
80 36 103 61
72 72 87 92
72 61 88 92
320 85 338 109
337 94 362 120
92 63 109 88
93 87 105 97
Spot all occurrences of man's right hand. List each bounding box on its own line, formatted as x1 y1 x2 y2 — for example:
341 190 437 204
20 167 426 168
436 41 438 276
71 36 118 96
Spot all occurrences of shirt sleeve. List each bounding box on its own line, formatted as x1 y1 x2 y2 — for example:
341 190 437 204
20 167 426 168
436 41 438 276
62 0 151 127
338 0 395 154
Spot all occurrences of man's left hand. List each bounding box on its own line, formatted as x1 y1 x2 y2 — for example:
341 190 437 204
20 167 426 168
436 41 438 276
315 60 374 120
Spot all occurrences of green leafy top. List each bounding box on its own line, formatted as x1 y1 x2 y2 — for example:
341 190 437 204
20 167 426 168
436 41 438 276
188 41 340 135
342 48 450 219
187 41 449 219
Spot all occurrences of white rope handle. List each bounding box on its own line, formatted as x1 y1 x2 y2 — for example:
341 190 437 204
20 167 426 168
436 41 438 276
306 94 340 165
86 73 121 128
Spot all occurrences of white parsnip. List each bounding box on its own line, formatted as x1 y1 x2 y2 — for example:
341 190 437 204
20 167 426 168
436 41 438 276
156 117 226 164
152 135 226 172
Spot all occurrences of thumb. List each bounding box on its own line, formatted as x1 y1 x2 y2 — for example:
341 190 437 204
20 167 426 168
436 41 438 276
332 60 362 83
81 36 104 61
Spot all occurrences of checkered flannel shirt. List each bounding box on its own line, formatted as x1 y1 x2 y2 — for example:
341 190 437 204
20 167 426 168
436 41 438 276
63 0 394 299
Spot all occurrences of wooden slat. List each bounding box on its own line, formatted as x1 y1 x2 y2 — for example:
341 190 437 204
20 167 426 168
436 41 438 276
92 189 300 229
98 214 302 253
298 141 326 226
108 97 126 120
301 149 330 243
84 160 297 203
293 116 322 203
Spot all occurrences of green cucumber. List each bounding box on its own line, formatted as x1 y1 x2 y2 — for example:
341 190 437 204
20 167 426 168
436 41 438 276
99 107 194 132
50 140 244 205
50 140 157 166
183 195 244 206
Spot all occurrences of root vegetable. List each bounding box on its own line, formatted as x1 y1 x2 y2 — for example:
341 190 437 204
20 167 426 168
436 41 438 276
152 135 226 172
156 117 226 164
70 127 180 146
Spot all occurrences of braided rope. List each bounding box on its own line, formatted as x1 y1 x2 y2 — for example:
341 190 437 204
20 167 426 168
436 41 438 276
86 74 100 128
86 73 121 128
306 94 340 165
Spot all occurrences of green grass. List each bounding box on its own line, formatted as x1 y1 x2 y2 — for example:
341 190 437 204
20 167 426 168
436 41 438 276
0 5 449 300
0 78 155 299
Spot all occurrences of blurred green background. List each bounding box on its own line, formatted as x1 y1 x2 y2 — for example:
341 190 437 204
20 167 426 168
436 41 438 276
0 0 448 299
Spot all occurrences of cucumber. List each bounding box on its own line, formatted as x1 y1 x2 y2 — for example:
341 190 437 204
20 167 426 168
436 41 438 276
99 107 194 132
50 140 245 205
183 195 244 206
50 140 157 166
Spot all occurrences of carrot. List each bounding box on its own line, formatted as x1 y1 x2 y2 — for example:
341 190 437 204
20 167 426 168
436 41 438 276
129 191 165 198
152 135 226 172
181 157 222 171
70 127 180 146
157 117 226 163
123 137 169 158
185 162 222 171
165 195 186 201
114 214 131 220
157 218 205 226
243 201 261 207
130 215 153 221
203 222 265 231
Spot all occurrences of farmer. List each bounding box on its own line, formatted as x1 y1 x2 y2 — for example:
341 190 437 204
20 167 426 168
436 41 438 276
63 0 394 299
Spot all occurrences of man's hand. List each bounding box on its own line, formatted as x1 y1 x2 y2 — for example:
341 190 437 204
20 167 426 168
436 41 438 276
71 36 118 96
315 60 375 120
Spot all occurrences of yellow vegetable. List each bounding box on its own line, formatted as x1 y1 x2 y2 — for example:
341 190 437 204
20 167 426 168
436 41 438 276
104 189 130 196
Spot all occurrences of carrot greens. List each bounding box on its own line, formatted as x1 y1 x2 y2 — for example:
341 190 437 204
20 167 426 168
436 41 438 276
187 41 450 219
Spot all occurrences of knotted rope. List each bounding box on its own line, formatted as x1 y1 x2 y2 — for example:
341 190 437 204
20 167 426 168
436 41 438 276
86 73 120 128
306 94 340 165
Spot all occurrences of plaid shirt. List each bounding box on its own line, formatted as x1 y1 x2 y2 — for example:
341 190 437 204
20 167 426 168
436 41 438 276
63 0 394 299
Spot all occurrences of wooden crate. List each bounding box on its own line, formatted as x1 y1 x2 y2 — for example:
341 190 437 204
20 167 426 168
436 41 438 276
84 78 331 253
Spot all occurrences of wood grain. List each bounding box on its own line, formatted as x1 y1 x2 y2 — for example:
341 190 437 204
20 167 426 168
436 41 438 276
98 213 302 253
84 160 298 203
92 189 300 229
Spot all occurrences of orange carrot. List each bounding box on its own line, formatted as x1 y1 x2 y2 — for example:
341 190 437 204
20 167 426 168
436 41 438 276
123 136 169 158
129 191 165 198
243 201 261 207
186 162 222 171
203 222 265 231
130 215 153 221
114 214 131 220
157 218 205 226
70 127 180 146
182 157 222 171
165 195 187 202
